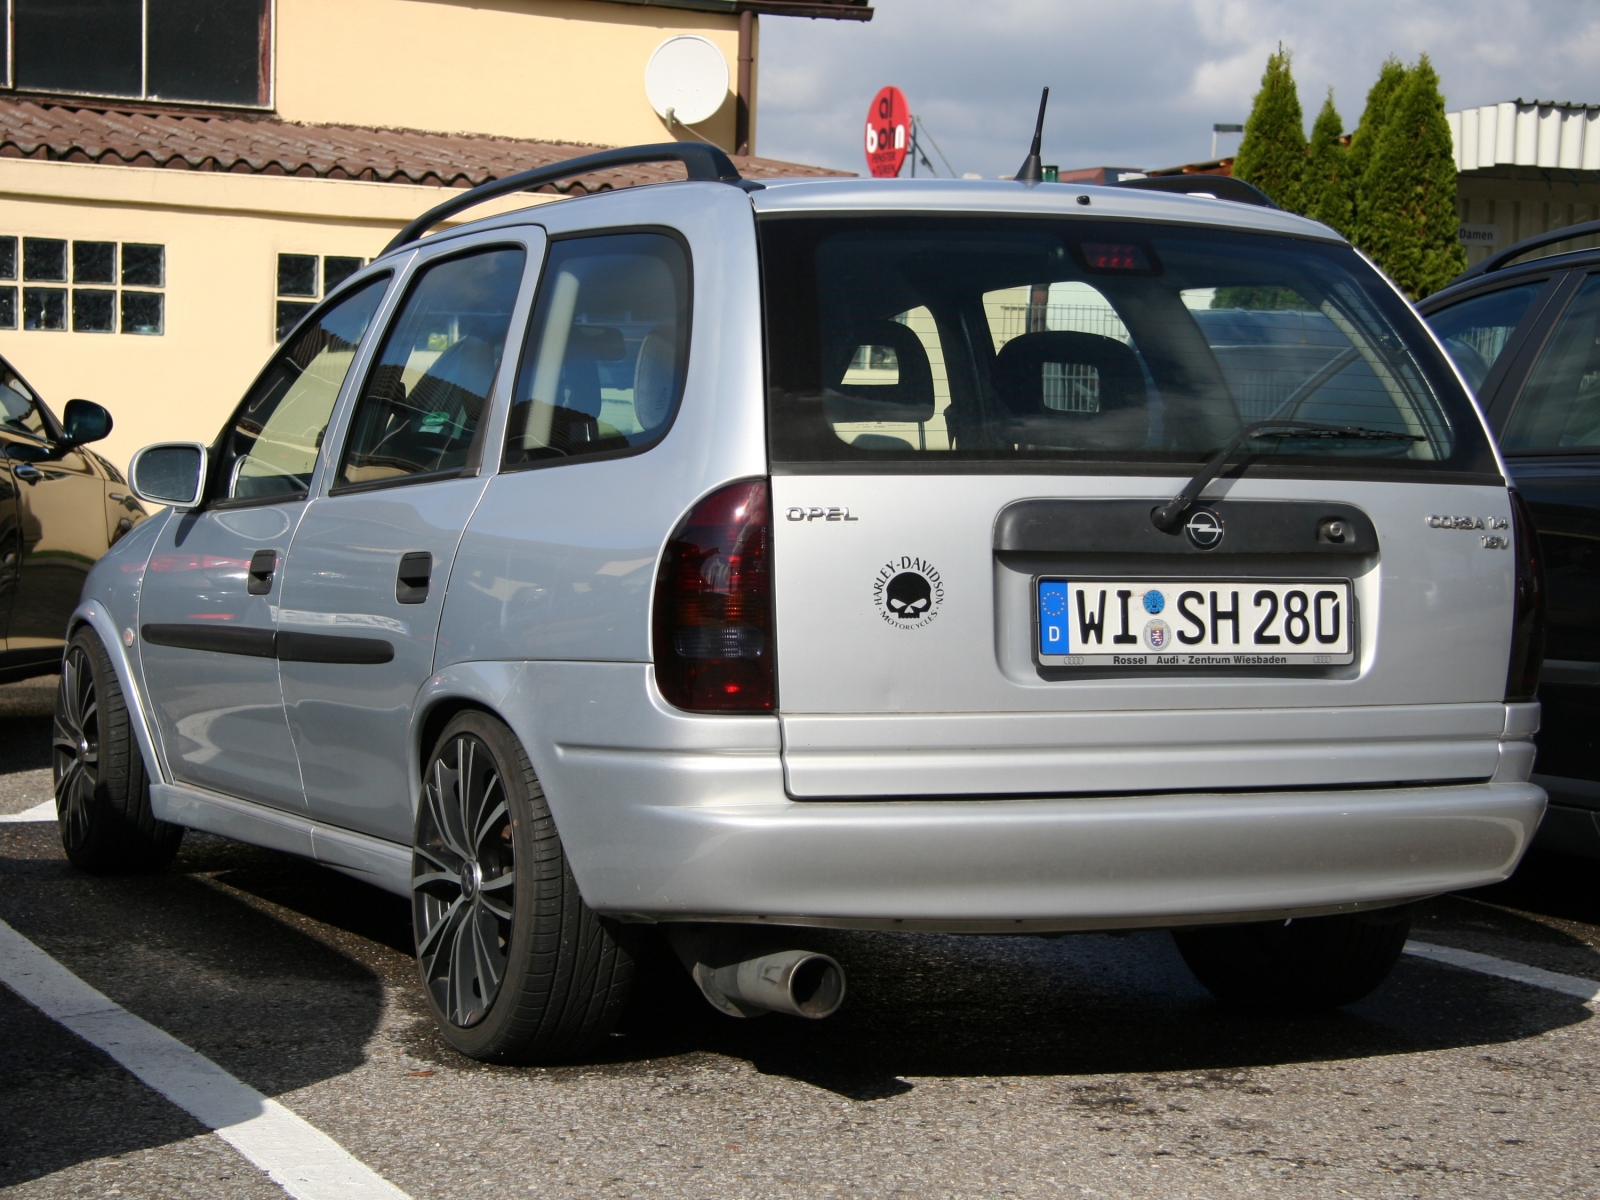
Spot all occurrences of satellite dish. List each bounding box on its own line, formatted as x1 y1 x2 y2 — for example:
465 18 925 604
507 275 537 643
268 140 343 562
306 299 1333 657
645 35 730 127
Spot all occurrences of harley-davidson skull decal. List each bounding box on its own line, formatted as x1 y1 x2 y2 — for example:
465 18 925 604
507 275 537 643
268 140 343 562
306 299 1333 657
872 555 944 629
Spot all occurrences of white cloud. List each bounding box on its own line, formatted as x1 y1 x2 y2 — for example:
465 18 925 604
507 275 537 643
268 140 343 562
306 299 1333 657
753 0 1600 176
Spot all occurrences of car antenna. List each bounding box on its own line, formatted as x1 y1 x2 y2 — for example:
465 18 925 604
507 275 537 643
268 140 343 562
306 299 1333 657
1013 87 1050 186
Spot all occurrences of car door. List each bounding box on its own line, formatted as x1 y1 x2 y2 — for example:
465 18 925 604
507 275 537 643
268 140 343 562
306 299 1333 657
138 274 391 809
0 359 102 672
278 235 533 843
1477 269 1600 844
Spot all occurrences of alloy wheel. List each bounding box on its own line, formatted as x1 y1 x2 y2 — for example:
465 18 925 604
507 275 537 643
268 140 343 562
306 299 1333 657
52 646 100 846
412 733 516 1028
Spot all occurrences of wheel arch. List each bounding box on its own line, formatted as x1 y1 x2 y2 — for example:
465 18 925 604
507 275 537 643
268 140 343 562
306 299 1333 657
408 662 529 827
67 601 169 784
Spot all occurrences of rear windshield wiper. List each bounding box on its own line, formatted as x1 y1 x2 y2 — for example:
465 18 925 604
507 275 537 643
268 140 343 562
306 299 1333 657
1151 420 1425 533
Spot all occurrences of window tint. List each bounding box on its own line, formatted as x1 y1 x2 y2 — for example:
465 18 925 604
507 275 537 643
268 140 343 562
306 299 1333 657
1426 282 1544 392
1501 274 1600 452
503 233 690 468
762 218 1493 478
338 248 524 488
0 364 46 439
220 276 388 503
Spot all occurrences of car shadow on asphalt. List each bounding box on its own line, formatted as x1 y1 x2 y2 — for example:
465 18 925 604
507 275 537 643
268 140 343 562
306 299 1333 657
0 825 393 1190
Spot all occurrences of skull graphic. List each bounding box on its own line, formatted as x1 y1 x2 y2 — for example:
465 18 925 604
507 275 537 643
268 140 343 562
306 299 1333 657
885 571 933 619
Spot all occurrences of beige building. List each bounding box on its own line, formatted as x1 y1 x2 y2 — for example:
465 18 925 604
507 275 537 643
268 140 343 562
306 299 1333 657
0 0 868 469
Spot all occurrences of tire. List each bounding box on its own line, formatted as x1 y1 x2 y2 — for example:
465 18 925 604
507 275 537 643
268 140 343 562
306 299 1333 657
1172 908 1411 1013
411 711 637 1063
53 628 183 873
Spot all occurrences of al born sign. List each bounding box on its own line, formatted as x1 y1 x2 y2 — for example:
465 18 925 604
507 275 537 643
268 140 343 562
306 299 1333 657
865 86 909 178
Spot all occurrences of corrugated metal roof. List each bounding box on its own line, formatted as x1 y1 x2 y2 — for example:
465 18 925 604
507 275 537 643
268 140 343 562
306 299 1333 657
1447 100 1600 172
0 96 849 191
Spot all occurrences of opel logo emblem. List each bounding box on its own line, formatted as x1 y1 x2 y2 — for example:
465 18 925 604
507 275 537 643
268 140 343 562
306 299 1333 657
1184 509 1224 550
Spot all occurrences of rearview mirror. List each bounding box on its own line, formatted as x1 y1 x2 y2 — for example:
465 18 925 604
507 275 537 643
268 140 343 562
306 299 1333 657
130 442 208 510
60 399 112 447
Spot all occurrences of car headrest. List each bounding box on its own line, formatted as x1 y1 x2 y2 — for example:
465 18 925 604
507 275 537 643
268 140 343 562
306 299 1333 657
993 331 1146 417
822 318 936 423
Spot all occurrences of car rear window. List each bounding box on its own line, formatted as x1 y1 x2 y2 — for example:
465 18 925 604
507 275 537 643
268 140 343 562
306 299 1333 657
760 216 1496 479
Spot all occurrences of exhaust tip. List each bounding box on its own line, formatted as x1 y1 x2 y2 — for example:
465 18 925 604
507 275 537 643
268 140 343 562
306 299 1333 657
777 952 846 1019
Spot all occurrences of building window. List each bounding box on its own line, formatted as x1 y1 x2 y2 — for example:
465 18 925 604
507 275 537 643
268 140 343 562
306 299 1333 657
8 0 273 109
276 253 366 341
1 235 164 334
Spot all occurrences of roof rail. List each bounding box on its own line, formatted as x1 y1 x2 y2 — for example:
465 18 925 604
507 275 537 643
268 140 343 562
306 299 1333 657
1451 217 1600 284
382 142 756 255
1111 174 1278 209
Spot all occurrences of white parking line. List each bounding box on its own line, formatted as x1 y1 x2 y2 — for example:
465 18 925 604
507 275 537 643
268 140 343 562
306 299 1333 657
1405 939 1600 1005
0 799 56 823
0 918 412 1200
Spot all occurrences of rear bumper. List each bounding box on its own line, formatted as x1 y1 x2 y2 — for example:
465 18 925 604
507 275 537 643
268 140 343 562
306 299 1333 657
422 662 1546 933
577 781 1546 931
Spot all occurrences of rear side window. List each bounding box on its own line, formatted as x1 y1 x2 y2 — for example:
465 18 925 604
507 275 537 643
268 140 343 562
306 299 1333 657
1426 282 1544 392
337 247 525 489
503 232 690 469
761 217 1495 479
1501 273 1600 452
220 274 388 503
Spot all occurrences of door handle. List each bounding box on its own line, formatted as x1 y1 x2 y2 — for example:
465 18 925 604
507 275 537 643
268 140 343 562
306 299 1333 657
12 463 42 483
247 549 278 596
396 551 432 604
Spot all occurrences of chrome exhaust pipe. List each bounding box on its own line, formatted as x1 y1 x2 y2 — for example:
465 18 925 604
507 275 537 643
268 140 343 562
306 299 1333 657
667 928 846 1019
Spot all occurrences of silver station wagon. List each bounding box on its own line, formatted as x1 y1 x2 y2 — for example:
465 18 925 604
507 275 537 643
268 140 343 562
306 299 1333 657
54 141 1547 1063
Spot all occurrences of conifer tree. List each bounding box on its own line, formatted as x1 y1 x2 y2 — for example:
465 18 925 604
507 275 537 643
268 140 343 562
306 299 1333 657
1233 44 1306 214
1347 57 1407 240
1358 55 1466 298
1302 91 1353 237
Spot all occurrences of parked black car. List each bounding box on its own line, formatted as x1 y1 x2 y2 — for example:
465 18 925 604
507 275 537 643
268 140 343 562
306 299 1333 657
1422 219 1600 859
0 356 134 683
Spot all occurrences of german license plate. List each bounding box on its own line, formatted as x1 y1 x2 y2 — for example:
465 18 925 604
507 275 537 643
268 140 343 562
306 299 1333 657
1036 578 1354 667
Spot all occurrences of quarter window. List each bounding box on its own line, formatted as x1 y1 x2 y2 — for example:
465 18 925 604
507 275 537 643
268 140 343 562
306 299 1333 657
337 247 525 489
219 274 388 503
503 232 691 468
1501 274 1600 452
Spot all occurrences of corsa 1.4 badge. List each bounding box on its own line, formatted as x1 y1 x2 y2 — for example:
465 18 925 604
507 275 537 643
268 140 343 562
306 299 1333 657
1037 578 1354 668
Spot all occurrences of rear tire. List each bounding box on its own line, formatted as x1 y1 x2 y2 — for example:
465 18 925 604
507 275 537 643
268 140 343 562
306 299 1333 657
1172 908 1411 1013
53 628 183 873
411 711 636 1063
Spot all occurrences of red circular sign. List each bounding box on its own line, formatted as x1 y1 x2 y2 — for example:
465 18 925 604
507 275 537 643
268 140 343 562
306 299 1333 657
864 86 909 178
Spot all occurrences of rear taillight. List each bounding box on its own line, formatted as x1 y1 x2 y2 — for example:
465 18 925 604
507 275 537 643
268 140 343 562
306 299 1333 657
1506 488 1546 701
653 479 775 713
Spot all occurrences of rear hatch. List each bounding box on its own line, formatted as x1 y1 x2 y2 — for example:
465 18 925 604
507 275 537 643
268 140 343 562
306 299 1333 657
758 203 1514 799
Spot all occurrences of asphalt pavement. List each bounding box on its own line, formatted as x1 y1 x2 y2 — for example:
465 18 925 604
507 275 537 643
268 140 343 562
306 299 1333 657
2 674 1599 1199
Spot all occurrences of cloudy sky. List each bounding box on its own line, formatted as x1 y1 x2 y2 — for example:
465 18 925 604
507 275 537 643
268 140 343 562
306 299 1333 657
754 0 1600 177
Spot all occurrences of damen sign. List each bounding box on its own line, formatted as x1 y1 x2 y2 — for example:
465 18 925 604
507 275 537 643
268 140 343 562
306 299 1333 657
865 86 909 178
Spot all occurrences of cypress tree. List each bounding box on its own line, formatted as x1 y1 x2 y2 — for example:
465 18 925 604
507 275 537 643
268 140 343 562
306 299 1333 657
1303 91 1353 237
1233 44 1306 214
1358 55 1466 298
1348 57 1407 240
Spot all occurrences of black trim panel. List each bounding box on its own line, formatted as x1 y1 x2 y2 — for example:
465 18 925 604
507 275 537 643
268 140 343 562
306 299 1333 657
141 624 393 664
994 499 1380 555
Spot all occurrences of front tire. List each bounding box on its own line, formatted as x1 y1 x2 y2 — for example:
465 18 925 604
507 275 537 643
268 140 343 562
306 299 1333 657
53 628 183 873
1173 908 1411 1013
411 711 636 1063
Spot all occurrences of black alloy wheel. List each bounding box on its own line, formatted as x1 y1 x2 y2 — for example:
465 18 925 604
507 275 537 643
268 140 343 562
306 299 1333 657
410 710 639 1063
412 729 517 1028
52 628 182 873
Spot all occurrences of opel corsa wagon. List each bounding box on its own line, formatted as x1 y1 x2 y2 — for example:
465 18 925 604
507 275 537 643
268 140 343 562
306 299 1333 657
53 143 1547 1063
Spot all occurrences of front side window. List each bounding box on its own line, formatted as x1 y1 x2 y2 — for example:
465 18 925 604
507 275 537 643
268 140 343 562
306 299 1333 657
219 275 388 503
1501 273 1600 452
337 247 525 489
1426 282 1545 392
762 217 1494 479
0 363 46 439
503 232 690 469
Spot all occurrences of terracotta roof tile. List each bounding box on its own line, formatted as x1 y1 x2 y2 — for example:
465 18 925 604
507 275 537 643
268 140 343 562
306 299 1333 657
0 96 850 191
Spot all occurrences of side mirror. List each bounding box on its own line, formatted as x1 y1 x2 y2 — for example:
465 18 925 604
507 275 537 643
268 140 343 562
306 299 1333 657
130 442 208 510
60 399 113 447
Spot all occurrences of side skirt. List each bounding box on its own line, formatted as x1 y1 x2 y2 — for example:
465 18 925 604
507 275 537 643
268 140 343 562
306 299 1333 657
150 782 412 897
